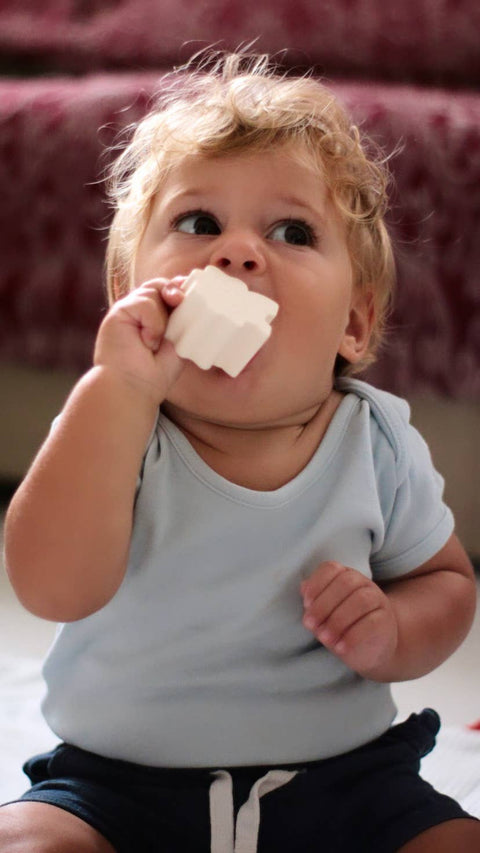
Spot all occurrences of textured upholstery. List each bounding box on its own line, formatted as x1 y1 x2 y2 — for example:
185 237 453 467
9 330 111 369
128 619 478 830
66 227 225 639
0 0 479 85
0 73 156 371
0 2 479 399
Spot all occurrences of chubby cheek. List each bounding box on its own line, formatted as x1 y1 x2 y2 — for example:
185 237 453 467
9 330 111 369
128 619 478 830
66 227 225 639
276 300 342 368
133 250 167 287
133 231 174 286
132 248 150 289
134 225 203 287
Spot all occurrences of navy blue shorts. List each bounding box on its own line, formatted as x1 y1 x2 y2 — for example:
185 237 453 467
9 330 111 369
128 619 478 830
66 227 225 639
12 710 474 852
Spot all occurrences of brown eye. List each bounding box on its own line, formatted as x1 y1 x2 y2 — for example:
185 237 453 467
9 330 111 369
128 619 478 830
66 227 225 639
269 220 316 246
176 212 221 236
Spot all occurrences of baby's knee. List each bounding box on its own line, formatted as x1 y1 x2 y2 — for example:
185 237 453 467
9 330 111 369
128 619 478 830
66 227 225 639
0 803 32 852
0 801 115 852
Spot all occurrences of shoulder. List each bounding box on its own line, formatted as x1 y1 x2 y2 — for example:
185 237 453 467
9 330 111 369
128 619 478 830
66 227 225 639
336 380 454 575
336 377 412 484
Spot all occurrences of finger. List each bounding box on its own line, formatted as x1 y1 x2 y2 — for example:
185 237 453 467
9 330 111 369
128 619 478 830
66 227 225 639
139 276 186 306
160 282 186 309
331 606 389 651
312 584 384 649
300 561 347 606
116 286 170 353
302 563 369 623
137 275 185 290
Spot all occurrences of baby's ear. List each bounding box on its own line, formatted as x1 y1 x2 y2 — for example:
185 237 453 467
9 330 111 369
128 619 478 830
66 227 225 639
338 290 375 365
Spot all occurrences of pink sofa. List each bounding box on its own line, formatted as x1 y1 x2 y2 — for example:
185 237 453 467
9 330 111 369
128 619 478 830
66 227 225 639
0 1 479 400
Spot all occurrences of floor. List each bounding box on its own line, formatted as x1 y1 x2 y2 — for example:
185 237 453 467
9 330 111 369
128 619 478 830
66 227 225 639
1 507 479 728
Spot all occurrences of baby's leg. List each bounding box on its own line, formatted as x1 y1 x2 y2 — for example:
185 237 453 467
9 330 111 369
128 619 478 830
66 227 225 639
398 817 480 852
0 802 116 852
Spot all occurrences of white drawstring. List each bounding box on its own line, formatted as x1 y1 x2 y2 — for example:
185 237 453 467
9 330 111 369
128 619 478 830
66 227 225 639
209 768 298 853
210 771 235 853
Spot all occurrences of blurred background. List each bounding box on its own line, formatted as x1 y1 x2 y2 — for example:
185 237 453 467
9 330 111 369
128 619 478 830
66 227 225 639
0 0 479 725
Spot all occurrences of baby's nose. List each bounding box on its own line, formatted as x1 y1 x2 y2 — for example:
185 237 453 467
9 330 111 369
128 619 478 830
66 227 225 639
209 232 267 275
217 257 257 271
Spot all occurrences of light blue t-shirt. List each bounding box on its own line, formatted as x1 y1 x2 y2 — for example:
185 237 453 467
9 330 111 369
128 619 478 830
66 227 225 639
42 379 454 767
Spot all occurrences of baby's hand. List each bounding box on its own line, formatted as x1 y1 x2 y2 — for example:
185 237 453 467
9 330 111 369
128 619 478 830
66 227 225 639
301 561 398 679
94 278 186 403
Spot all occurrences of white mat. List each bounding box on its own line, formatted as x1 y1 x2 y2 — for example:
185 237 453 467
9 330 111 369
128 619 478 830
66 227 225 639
0 656 479 817
0 656 58 802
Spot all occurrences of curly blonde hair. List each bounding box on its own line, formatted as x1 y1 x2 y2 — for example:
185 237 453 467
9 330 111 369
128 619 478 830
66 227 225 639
105 51 395 371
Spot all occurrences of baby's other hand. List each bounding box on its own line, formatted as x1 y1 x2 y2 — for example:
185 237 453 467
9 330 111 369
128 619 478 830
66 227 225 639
94 278 186 403
301 561 398 679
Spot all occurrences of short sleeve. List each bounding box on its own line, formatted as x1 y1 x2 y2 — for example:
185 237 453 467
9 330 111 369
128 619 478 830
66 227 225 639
135 418 162 497
370 421 454 580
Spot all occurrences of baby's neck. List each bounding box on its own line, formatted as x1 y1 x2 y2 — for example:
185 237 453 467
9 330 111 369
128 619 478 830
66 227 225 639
163 390 344 491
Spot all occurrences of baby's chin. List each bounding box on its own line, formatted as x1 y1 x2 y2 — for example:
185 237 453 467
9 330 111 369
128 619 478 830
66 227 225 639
162 391 332 435
162 352 337 432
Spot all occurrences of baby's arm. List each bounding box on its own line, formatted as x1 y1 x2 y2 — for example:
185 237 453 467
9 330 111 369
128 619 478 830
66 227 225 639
4 279 185 623
301 532 476 682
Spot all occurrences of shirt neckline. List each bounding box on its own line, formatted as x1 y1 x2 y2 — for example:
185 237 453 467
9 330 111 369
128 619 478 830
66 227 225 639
157 393 360 508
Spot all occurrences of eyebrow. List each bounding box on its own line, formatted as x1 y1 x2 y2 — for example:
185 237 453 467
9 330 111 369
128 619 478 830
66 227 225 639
161 188 211 207
275 194 326 221
160 188 328 226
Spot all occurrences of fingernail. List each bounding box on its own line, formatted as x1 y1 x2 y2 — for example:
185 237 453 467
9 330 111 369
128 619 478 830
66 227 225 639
163 284 179 296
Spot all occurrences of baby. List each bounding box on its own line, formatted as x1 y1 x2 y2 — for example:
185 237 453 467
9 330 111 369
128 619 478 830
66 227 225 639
2 52 479 852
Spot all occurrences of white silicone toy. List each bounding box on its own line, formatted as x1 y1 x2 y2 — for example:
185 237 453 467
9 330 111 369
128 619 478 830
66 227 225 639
165 266 279 377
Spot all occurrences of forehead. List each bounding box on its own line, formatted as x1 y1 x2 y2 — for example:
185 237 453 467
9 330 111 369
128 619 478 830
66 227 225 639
156 144 328 209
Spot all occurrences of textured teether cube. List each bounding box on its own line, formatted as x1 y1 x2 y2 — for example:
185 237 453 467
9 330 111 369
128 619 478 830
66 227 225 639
165 266 279 377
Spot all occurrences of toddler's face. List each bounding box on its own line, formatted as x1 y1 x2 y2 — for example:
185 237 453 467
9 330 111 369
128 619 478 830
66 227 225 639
134 145 372 428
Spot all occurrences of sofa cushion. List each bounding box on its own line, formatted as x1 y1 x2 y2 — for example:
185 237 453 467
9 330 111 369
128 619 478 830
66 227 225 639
0 0 479 87
0 72 479 400
0 72 157 371
337 81 480 400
